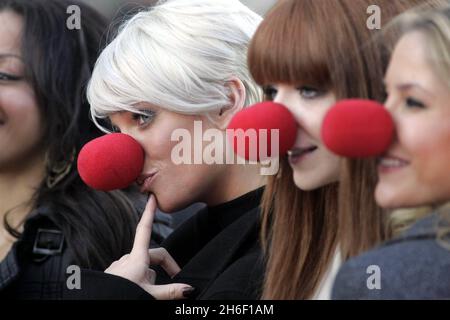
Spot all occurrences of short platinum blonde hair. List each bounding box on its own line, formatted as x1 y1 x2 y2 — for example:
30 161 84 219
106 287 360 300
87 0 263 131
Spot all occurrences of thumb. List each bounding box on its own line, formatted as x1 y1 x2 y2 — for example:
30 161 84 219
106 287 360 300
145 283 195 300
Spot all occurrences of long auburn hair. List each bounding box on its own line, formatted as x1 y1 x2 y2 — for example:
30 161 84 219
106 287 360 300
248 0 428 299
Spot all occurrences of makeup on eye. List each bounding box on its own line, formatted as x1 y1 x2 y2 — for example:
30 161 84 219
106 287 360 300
111 124 121 133
405 96 426 109
296 85 324 99
0 55 26 79
263 84 325 101
0 71 23 81
132 109 157 127
263 85 277 100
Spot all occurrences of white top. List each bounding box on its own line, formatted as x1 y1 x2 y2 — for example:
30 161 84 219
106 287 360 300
312 249 342 300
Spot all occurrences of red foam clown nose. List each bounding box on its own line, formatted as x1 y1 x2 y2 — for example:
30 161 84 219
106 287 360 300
321 99 394 158
227 102 297 161
78 133 145 191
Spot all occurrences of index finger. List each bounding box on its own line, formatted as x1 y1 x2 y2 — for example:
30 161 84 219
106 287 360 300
131 194 156 259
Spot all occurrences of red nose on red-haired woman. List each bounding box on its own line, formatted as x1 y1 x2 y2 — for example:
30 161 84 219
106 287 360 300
227 102 297 162
321 99 394 158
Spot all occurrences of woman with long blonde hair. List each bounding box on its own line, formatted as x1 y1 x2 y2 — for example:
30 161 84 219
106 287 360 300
333 2 450 299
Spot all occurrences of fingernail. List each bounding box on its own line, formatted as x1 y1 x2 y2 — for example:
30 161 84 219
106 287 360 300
182 287 195 298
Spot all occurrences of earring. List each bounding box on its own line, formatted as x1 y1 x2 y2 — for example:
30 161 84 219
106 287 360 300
45 148 76 189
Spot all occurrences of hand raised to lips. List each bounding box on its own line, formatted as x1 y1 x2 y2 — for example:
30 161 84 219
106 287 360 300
104 194 194 299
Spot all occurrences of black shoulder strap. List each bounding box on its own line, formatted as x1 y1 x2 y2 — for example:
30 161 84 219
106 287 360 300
32 228 65 261
18 210 73 298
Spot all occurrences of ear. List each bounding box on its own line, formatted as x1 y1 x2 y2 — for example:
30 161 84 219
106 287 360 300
213 76 246 130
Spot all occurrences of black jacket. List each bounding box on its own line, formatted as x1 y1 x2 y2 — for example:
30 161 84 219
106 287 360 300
0 207 73 299
66 188 265 300
0 205 172 299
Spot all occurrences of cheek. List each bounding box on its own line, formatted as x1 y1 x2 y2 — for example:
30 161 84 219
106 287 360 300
0 89 43 164
416 126 450 191
140 119 186 162
2 89 42 134
399 116 450 198
294 101 336 141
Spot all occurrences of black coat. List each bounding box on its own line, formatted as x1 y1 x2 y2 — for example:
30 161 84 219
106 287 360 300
0 208 73 299
0 205 172 299
65 188 265 300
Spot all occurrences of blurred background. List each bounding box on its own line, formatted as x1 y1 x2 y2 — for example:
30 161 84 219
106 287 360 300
82 0 277 20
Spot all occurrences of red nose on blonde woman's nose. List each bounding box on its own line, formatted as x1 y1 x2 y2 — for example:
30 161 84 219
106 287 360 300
78 133 145 190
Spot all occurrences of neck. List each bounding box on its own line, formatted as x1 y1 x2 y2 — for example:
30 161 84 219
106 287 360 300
0 152 46 228
205 163 266 207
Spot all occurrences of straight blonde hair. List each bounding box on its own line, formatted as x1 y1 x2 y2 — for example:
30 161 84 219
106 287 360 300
384 2 450 241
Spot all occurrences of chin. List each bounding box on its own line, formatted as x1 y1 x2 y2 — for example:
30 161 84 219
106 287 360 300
292 174 319 191
154 193 193 214
375 187 410 209
292 172 336 191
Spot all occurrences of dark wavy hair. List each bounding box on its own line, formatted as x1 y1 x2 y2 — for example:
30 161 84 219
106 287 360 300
0 0 139 270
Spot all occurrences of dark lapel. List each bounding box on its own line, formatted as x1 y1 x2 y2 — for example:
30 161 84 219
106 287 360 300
0 248 20 291
171 207 259 295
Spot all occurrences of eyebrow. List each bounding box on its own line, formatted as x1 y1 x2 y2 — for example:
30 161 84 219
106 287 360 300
397 83 433 96
0 53 23 60
384 79 433 97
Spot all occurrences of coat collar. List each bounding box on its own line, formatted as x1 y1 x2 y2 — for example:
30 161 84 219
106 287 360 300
0 206 58 290
387 212 448 245
171 206 260 296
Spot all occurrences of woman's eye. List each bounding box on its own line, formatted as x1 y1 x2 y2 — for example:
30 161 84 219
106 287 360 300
132 110 156 127
0 72 22 81
263 85 278 101
405 97 425 109
297 86 322 99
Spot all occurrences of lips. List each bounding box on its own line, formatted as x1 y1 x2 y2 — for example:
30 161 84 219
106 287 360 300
288 146 318 158
137 170 158 193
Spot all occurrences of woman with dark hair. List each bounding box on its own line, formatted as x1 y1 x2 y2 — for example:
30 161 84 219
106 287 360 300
0 0 142 298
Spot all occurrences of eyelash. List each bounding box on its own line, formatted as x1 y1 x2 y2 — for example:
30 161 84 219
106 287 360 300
405 97 425 109
111 125 121 133
263 86 277 100
0 72 22 82
298 86 323 99
132 110 156 127
263 85 324 100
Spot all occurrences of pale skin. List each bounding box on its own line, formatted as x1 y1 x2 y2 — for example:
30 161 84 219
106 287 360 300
377 31 450 208
266 84 341 190
109 78 265 212
105 78 265 299
105 194 192 299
